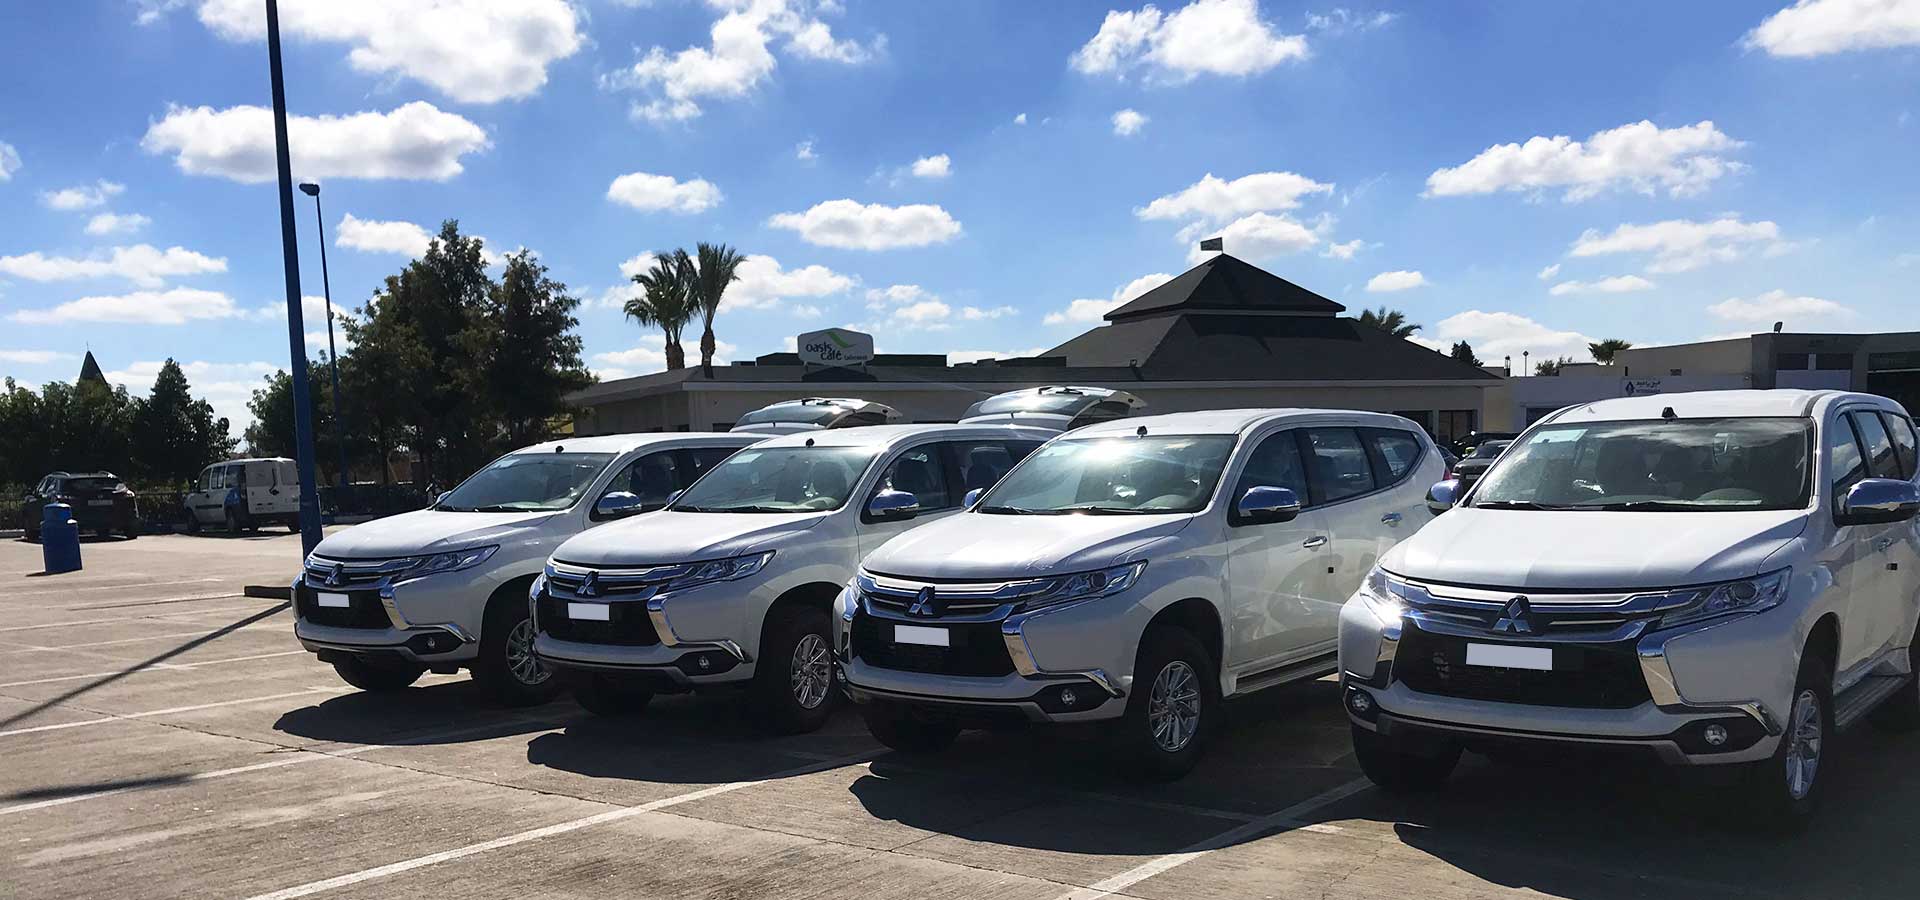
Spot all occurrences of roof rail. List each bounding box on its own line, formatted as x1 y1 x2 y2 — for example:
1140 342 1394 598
731 397 904 435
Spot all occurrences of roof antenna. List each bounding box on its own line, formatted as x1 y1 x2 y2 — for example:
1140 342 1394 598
805 437 816 446
1136 425 1148 436
554 445 564 453
1660 406 1677 420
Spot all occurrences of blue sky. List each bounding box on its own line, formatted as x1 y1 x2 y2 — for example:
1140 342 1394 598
2 0 1918 431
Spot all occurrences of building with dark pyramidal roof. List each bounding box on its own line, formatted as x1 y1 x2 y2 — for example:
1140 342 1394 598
78 351 108 386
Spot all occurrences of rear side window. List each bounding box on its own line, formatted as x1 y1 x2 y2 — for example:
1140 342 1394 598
1304 428 1377 503
1882 413 1919 479
1234 430 1309 514
1365 429 1424 483
951 441 1019 493
1829 416 1867 500
1851 411 1899 479
601 451 683 513
877 446 953 512
685 446 740 478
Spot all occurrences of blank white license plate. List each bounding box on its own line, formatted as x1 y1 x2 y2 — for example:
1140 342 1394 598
567 602 612 621
892 624 949 647
314 592 351 609
87 499 113 506
1466 643 1552 671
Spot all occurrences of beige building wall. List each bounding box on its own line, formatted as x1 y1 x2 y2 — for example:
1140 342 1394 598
1613 338 1756 378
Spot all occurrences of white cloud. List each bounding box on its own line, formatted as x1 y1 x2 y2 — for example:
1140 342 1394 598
1548 275 1655 296
863 284 952 330
1044 272 1174 325
1305 8 1397 32
1424 310 1596 363
1321 238 1364 260
1112 108 1149 136
1536 263 1561 280
104 357 276 431
0 244 227 288
1425 120 1745 201
962 305 1017 320
609 0 878 123
0 349 73 365
1072 0 1309 81
1570 216 1785 273
910 153 952 179
795 140 816 160
768 199 963 250
141 101 489 184
728 254 856 309
593 334 738 380
1366 270 1427 292
1707 289 1854 323
193 0 582 104
84 212 151 236
607 172 723 215
618 252 660 280
1745 0 1920 57
335 213 433 256
1137 171 1333 224
41 180 125 211
11 287 239 325
1013 113 1028 125
0 141 18 181
1188 211 1321 263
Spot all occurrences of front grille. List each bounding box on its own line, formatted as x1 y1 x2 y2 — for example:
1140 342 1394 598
303 555 411 591
1394 628 1650 710
536 592 660 646
295 587 392 629
851 611 1015 677
545 562 684 601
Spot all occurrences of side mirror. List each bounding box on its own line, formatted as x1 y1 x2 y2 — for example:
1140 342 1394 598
1426 479 1461 515
867 489 920 521
1236 485 1301 524
1836 478 1920 526
963 487 984 509
594 491 646 519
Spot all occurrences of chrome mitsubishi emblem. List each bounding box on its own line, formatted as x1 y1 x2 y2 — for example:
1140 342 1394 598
907 585 940 617
1493 595 1533 634
578 571 601 598
326 564 346 588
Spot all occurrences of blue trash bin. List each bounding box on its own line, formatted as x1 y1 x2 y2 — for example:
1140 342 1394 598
41 502 82 574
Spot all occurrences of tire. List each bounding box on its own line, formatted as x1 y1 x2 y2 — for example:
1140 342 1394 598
1869 624 1920 734
471 596 562 708
1735 649 1832 832
1114 626 1220 781
185 512 200 535
122 524 139 540
224 509 239 534
24 525 40 543
332 656 426 692
1351 723 1461 793
751 604 839 734
573 675 653 717
862 706 959 754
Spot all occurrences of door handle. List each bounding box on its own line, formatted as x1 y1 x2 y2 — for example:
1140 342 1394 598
1381 512 1403 526
1877 536 1895 551
1302 536 1327 549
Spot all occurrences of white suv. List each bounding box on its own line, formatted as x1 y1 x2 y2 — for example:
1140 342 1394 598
531 422 1055 732
293 433 761 705
838 409 1442 777
1339 390 1920 828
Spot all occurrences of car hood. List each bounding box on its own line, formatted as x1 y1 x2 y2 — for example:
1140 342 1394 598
862 512 1191 580
1383 508 1810 590
551 511 825 567
315 508 559 559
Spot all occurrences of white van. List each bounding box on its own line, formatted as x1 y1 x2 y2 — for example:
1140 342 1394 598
185 458 301 533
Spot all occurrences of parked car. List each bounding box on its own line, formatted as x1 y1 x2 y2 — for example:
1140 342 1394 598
21 471 138 540
1447 438 1511 488
959 385 1146 430
292 433 762 705
732 397 903 434
185 458 301 533
1339 389 1920 829
837 409 1443 778
1449 431 1517 457
532 420 1056 732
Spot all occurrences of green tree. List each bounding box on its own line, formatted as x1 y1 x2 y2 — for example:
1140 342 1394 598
486 250 593 448
1588 338 1633 364
1535 355 1575 376
691 242 746 377
132 359 234 486
624 250 696 370
1358 306 1420 339
1449 340 1482 367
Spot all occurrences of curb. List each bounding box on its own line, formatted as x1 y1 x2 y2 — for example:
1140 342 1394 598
243 585 293 600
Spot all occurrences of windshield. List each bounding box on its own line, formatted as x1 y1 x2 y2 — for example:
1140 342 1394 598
1468 441 1511 459
1470 417 1812 512
436 453 616 512
978 435 1236 514
66 477 124 493
670 446 877 513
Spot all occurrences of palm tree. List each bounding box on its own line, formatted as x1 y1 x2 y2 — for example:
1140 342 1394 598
1588 338 1633 365
623 250 697 370
1358 306 1420 339
690 242 746 377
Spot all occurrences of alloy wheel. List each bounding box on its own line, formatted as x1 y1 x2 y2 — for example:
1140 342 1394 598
1784 688 1822 801
789 632 832 710
506 619 551 686
1148 660 1202 753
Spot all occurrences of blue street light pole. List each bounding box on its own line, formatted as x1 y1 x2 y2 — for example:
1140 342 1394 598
298 182 350 505
265 0 324 555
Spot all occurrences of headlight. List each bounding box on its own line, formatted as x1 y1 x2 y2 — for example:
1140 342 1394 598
1017 561 1146 612
1357 565 1409 621
397 545 499 581
660 551 775 595
529 571 548 602
1653 569 1790 629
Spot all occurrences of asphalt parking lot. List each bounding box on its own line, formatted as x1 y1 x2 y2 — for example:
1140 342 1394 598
0 534 1916 899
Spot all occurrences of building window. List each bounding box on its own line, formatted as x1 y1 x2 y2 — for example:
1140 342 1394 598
1776 353 1809 371
1669 369 1682 376
1435 410 1476 444
1815 352 1852 371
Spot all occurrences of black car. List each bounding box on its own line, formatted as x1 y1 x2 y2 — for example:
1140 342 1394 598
1448 431 1518 458
1448 439 1512 488
21 471 139 541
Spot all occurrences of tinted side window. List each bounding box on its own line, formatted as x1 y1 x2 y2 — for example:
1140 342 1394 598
1305 428 1376 503
1882 413 1919 479
878 446 952 511
1829 416 1867 501
1852 411 1898 479
601 451 682 512
1234 430 1309 518
684 446 741 483
1366 429 1424 483
952 441 1018 493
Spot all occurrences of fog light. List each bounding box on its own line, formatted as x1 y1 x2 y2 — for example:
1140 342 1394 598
1059 688 1078 707
1703 724 1729 746
1348 690 1373 714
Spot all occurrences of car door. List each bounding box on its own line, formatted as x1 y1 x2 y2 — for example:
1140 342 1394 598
189 466 217 523
1223 428 1332 668
1302 426 1392 597
1826 411 1882 672
1362 427 1428 550
857 442 958 556
1850 410 1914 662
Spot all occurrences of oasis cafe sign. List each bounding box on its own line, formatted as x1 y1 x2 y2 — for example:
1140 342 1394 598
797 328 875 368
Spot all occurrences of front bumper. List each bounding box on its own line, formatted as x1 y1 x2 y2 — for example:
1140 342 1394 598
529 577 760 688
291 574 483 664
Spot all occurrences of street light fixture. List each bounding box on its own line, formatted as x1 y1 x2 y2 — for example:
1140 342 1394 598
298 181 350 506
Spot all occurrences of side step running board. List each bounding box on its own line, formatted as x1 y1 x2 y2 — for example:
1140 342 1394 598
1235 651 1338 695
1834 674 1911 731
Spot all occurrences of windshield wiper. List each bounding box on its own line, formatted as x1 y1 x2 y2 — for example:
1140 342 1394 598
684 504 797 514
976 505 1037 515
469 504 534 513
1469 500 1563 510
1057 504 1158 515
1580 500 1704 511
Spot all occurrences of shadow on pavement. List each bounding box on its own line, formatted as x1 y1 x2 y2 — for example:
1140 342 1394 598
524 694 870 785
273 680 569 747
3 772 192 803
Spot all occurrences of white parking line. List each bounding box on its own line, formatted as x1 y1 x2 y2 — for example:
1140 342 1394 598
66 592 248 610
0 688 344 738
0 649 308 688
241 750 882 900
0 625 282 654
7 578 223 597
1048 777 1373 900
0 605 285 633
